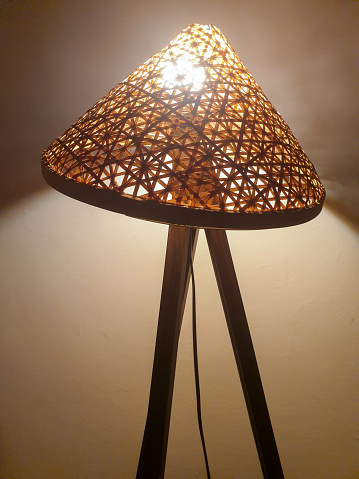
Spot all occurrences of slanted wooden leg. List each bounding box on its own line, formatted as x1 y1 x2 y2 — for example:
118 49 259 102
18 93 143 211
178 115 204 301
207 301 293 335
206 228 284 479
136 225 198 479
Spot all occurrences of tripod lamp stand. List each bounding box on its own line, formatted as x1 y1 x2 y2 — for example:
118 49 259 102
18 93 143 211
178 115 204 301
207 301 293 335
41 24 325 479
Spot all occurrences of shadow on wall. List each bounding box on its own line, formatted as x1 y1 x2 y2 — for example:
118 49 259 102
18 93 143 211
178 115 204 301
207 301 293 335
1 1 357 230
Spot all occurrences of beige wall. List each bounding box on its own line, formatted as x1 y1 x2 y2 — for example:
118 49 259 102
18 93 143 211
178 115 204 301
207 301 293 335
1 1 358 478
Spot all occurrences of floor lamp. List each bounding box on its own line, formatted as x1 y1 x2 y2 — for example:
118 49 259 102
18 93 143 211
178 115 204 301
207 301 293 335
41 24 325 478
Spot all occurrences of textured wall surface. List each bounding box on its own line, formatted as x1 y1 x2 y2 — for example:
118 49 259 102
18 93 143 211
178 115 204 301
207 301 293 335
1 1 358 478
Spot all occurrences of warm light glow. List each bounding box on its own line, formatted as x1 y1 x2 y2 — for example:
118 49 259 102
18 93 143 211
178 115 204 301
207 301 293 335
162 54 206 90
42 23 325 222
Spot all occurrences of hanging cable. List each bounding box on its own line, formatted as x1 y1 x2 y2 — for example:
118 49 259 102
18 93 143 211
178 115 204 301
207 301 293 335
189 230 212 479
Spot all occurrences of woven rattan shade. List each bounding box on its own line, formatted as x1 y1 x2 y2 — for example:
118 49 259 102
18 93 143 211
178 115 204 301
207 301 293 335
42 24 325 229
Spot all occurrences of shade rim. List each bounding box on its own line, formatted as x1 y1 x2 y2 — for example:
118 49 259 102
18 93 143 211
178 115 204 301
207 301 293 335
42 163 325 230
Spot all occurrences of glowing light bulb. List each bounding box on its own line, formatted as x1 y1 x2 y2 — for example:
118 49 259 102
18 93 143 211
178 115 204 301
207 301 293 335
162 55 206 90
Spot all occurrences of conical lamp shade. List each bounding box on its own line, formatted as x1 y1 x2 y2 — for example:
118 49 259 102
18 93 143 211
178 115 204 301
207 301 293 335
42 24 325 229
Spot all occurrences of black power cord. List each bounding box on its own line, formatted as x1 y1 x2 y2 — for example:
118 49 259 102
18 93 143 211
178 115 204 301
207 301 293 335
189 233 212 479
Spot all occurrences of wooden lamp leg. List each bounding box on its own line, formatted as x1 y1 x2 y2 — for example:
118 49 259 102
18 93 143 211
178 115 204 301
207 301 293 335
136 225 198 479
137 226 283 479
206 228 284 479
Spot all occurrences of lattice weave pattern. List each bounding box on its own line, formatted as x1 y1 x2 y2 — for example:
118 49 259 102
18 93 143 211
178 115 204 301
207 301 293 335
42 24 325 213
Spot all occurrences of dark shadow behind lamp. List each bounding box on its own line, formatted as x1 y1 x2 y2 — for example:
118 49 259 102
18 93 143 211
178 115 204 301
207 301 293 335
41 24 325 478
